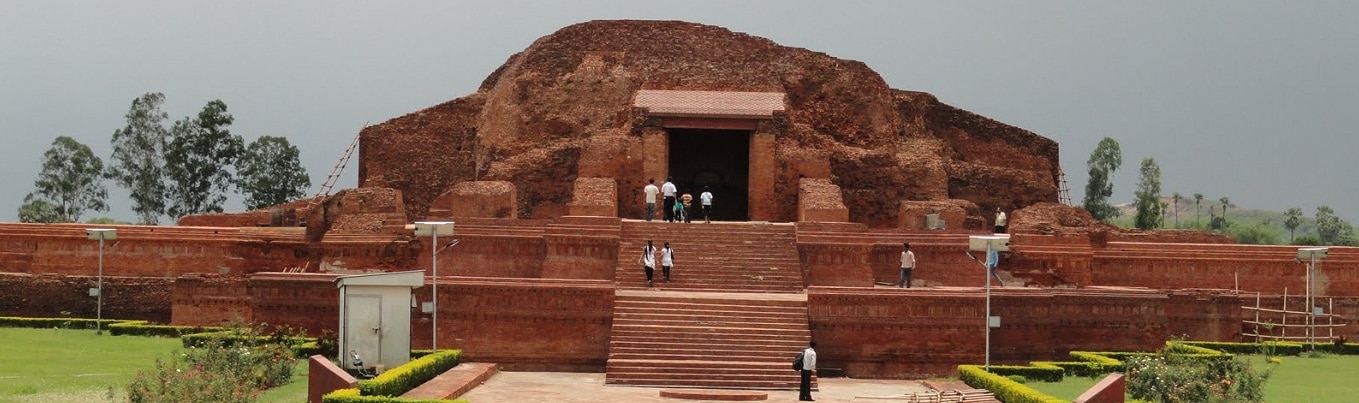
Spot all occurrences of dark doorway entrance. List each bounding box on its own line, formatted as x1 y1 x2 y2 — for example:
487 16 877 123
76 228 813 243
667 128 750 221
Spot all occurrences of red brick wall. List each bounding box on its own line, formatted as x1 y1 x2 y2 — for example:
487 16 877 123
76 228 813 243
307 355 357 403
429 278 614 371
423 235 545 278
0 273 171 322
808 288 1168 378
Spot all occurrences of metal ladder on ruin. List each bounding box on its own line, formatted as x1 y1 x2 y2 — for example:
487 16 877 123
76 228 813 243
1057 167 1072 205
307 122 367 210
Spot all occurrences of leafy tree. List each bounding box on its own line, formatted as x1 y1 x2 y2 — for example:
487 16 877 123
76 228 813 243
1315 206 1358 246
1293 234 1322 246
1171 192 1183 228
165 100 244 218
108 93 170 224
17 199 61 223
1283 207 1303 243
236 136 312 210
1133 157 1164 230
1193 193 1204 228
1082 137 1122 221
86 217 132 225
23 136 109 222
1229 221 1283 245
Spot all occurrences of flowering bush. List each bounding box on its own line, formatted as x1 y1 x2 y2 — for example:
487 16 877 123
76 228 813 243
1125 350 1270 403
126 322 299 403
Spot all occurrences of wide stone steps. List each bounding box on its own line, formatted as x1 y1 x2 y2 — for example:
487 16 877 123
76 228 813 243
605 291 811 390
617 221 803 292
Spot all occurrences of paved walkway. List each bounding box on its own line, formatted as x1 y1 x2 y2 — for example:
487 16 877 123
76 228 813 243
458 371 932 402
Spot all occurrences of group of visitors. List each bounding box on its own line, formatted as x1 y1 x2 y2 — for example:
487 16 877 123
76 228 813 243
638 239 676 286
643 177 712 223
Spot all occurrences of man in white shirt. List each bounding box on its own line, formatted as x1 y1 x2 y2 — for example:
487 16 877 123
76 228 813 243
643 179 659 221
661 177 678 222
798 341 817 401
994 207 1007 234
699 186 714 223
898 242 915 288
660 241 675 281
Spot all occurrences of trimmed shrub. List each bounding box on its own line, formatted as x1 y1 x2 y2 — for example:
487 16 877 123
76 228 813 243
985 363 1064 382
322 387 461 403
0 316 108 329
108 320 223 337
958 365 1067 403
357 350 462 397
1006 374 1028 384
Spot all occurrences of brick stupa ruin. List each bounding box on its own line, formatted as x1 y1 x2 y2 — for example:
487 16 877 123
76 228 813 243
3 20 1357 392
356 20 1060 228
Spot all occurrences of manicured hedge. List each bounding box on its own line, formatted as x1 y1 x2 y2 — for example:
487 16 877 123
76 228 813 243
107 320 222 337
1181 340 1304 356
983 363 1064 382
321 387 465 403
357 350 462 397
0 316 111 329
958 365 1067 403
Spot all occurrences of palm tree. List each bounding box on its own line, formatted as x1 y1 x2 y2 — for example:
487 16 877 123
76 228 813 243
1284 207 1303 242
1219 197 1230 224
1193 193 1204 228
1171 192 1183 228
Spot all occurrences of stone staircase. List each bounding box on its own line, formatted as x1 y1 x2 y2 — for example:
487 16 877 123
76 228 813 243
604 290 813 389
615 220 803 292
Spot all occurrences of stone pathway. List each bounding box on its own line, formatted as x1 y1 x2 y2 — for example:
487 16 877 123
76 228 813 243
457 371 932 402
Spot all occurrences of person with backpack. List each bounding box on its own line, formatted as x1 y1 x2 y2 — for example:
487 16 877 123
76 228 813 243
797 341 817 401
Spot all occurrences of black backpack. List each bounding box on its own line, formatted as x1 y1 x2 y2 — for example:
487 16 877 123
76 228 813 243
792 352 804 370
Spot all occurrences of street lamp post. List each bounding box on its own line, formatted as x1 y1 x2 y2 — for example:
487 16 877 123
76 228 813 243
967 235 1009 371
414 221 454 351
1297 247 1328 349
86 229 117 336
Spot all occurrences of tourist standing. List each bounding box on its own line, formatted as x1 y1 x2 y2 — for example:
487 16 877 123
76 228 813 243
643 179 659 221
660 241 675 282
994 207 1007 234
661 177 678 222
700 186 714 223
798 341 817 401
641 240 657 286
898 242 915 288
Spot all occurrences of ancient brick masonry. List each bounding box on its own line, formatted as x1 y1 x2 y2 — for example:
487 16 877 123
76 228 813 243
357 20 1060 227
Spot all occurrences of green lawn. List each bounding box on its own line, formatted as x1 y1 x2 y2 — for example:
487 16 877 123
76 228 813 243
0 327 181 402
1028 354 1359 402
1251 354 1359 403
1026 375 1105 401
0 327 313 403
257 360 310 403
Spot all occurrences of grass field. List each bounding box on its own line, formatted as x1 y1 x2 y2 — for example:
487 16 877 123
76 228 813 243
0 327 180 402
1028 354 1359 402
0 327 311 403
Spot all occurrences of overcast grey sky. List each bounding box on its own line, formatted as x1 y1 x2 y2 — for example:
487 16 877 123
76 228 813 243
3 1 1356 223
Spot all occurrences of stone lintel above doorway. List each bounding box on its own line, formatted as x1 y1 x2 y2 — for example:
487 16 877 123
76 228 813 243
634 90 785 129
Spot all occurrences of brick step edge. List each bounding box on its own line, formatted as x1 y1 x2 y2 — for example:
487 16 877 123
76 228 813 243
398 362 498 400
658 389 770 401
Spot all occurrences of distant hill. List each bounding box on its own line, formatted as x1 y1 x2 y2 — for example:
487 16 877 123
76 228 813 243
1111 198 1325 243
